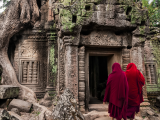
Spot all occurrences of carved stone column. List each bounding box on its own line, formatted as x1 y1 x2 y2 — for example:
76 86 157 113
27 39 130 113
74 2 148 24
122 48 131 71
64 36 79 101
78 46 85 112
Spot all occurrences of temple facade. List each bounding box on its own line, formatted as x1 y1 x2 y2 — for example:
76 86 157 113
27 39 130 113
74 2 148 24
8 0 160 112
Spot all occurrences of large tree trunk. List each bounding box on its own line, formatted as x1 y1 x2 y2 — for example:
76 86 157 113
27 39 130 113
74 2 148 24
0 0 39 103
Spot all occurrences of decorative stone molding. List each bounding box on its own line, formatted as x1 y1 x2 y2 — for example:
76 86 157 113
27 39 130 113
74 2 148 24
78 46 85 112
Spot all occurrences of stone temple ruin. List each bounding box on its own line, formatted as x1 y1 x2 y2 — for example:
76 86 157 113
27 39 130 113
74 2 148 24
4 0 160 113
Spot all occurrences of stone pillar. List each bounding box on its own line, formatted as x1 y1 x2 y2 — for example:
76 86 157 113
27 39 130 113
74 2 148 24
45 31 57 93
78 46 85 112
64 37 79 101
131 46 150 107
122 48 131 71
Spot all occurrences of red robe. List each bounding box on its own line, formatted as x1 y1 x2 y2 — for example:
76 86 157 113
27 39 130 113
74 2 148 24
103 63 129 120
125 63 145 106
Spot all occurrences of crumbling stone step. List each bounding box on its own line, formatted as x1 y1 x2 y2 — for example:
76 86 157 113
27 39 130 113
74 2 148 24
83 111 109 120
94 117 111 120
84 111 144 120
88 104 108 112
0 85 19 99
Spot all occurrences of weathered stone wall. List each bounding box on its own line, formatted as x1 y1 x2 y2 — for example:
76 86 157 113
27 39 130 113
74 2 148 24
8 0 58 98
144 27 160 97
11 30 48 98
50 0 150 111
7 0 152 111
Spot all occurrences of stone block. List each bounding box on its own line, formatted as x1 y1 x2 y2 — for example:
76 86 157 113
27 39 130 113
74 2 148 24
116 13 127 20
0 108 23 120
33 103 53 120
97 11 105 25
105 19 115 27
53 88 85 120
39 99 52 107
0 85 19 99
115 5 125 13
95 4 105 11
45 110 54 120
92 12 97 23
105 0 117 4
115 19 127 28
83 111 109 120
44 92 52 100
148 116 159 120
105 5 115 11
8 99 32 113
109 11 115 19
8 111 23 120
11 108 21 116
146 110 154 116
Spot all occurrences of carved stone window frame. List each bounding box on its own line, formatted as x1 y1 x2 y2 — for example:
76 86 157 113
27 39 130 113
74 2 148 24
19 59 40 86
145 60 157 85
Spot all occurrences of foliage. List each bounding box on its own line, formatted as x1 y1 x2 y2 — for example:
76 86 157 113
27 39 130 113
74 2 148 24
142 0 160 27
0 0 10 9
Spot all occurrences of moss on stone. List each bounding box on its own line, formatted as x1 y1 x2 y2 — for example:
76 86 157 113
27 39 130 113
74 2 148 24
119 0 148 25
139 26 145 35
54 0 98 32
53 0 148 32
50 45 57 74
149 34 160 92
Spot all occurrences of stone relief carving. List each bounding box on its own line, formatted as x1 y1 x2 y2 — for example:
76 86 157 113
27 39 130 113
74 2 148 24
80 31 130 46
21 60 39 84
13 36 48 98
145 63 157 84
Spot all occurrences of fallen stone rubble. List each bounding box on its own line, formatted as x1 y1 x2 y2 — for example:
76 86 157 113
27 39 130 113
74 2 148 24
52 88 85 120
0 85 160 120
0 85 54 120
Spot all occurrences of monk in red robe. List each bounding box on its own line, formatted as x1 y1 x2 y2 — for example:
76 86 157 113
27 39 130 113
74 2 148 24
125 63 145 120
103 63 129 120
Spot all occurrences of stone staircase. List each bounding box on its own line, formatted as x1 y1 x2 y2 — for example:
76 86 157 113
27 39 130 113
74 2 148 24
83 98 111 120
84 98 144 120
88 103 110 120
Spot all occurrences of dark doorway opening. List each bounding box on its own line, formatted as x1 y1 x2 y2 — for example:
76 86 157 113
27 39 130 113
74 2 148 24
8 40 16 66
89 56 108 104
36 0 41 9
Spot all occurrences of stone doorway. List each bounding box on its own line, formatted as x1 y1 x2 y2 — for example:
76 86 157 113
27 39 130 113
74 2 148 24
85 48 122 111
89 56 108 104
